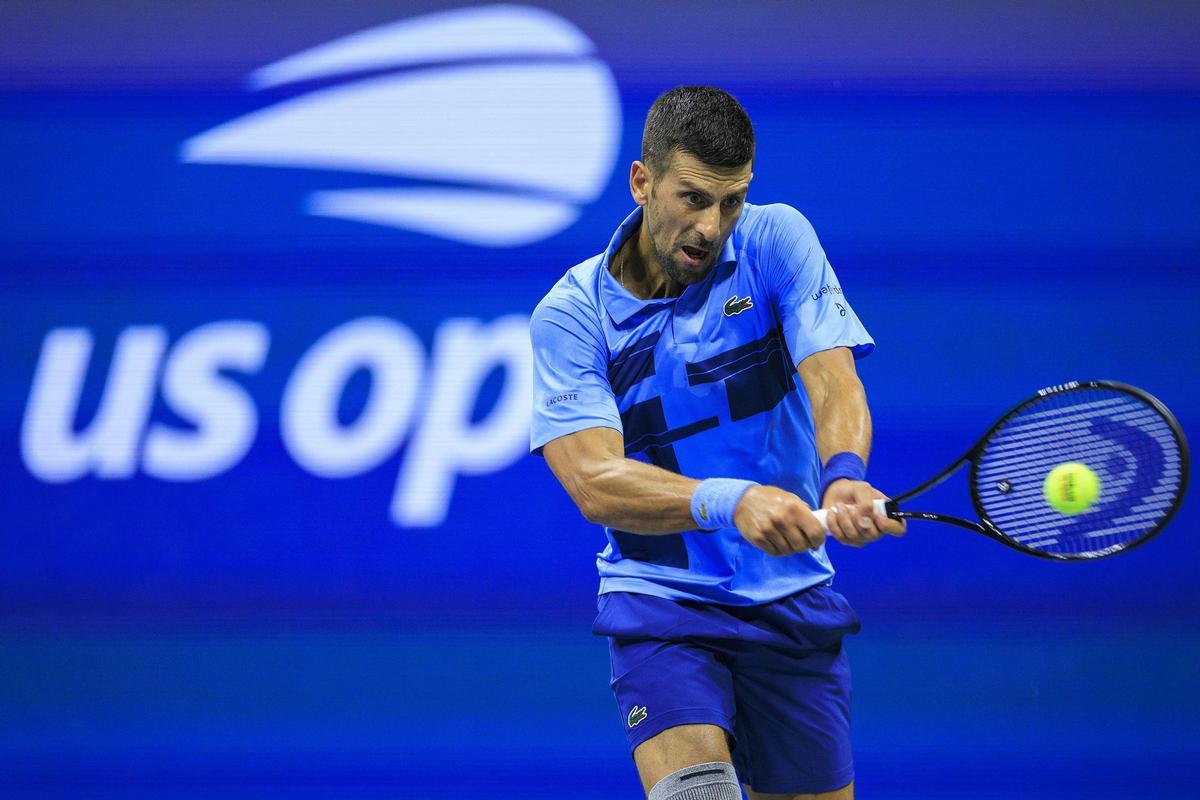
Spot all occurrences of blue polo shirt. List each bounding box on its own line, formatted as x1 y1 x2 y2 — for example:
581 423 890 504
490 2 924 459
530 202 874 605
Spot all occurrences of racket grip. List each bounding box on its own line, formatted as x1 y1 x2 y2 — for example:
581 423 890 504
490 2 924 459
812 498 892 532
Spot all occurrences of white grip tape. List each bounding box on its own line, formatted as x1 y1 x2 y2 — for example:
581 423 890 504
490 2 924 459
812 498 890 532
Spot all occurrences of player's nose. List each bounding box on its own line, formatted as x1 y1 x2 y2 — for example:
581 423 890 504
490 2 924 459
694 207 721 243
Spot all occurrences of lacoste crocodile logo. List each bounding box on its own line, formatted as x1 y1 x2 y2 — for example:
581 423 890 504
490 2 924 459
627 705 648 728
723 295 753 317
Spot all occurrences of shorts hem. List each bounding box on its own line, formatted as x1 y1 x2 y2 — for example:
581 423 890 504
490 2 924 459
598 576 835 607
746 765 855 796
625 707 735 754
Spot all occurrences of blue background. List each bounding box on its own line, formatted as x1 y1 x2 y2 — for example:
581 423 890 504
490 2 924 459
2 2 1197 797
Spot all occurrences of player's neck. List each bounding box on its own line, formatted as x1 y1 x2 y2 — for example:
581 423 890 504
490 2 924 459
619 226 682 300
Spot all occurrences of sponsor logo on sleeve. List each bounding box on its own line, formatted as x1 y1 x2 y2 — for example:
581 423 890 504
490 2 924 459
810 284 844 302
627 705 648 728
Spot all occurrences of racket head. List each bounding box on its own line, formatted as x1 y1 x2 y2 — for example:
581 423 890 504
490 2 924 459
967 381 1189 560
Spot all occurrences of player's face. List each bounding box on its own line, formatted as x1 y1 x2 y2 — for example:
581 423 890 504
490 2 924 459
634 151 753 286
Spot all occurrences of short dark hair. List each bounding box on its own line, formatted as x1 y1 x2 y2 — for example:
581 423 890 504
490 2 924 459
641 86 754 173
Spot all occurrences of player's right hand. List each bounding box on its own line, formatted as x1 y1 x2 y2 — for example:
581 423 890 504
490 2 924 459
732 485 826 556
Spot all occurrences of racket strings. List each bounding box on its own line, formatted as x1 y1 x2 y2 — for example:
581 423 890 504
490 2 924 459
973 388 1184 557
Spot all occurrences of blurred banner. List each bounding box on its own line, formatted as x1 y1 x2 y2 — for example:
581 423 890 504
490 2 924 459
4 1 1197 625
2 3 1198 797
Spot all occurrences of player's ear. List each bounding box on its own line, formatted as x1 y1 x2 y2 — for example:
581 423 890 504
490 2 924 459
630 161 650 207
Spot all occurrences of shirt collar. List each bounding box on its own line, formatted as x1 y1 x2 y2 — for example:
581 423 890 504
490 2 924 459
599 206 739 325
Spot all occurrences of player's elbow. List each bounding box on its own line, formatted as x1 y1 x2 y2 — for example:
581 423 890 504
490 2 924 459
572 479 609 525
576 495 606 525
568 462 620 525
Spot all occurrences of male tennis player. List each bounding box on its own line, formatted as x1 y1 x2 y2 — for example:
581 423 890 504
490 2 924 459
530 86 904 800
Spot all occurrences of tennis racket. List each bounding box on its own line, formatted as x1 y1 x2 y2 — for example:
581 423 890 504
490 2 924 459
813 380 1189 560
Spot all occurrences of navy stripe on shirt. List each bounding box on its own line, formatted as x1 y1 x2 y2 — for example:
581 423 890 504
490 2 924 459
608 330 661 398
685 327 788 386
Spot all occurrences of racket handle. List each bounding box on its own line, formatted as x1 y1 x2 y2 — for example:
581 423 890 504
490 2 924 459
811 498 892 532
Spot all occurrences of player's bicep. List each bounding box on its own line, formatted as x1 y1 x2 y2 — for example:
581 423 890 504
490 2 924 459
542 426 625 507
796 346 859 398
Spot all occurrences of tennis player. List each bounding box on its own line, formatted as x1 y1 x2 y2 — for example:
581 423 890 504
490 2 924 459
530 86 904 800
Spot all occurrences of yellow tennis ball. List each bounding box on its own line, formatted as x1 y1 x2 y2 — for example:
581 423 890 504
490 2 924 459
1043 462 1100 515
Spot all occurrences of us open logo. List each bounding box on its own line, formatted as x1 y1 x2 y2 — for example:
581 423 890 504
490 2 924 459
181 4 621 246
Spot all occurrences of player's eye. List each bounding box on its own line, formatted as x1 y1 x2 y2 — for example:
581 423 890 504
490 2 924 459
682 192 703 206
722 196 743 210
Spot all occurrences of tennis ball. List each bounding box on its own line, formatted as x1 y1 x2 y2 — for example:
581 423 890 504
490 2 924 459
1043 462 1100 515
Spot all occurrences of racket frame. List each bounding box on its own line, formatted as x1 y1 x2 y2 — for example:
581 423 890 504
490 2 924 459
886 380 1190 560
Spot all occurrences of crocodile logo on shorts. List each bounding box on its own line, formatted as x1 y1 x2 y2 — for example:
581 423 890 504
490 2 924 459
627 705 648 728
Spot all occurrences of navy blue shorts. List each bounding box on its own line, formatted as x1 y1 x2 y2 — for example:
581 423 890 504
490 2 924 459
592 583 860 795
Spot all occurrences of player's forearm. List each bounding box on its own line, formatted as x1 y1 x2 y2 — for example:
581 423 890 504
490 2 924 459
571 456 702 534
808 370 872 464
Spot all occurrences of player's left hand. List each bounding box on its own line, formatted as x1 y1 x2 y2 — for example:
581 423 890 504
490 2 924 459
821 479 906 546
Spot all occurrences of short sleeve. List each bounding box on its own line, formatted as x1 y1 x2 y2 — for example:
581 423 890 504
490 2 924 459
529 297 623 455
763 205 875 365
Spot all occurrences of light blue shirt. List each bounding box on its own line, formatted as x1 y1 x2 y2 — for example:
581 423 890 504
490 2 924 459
530 202 874 605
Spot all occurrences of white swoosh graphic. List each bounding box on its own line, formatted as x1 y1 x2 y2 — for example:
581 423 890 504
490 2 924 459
252 4 595 90
180 5 621 247
183 62 618 201
309 188 578 247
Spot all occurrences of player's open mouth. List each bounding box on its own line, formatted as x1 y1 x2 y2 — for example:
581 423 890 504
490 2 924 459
680 245 708 265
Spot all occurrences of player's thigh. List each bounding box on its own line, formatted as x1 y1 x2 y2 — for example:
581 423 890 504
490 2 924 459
730 645 854 794
745 779 854 800
730 586 858 795
633 723 733 795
